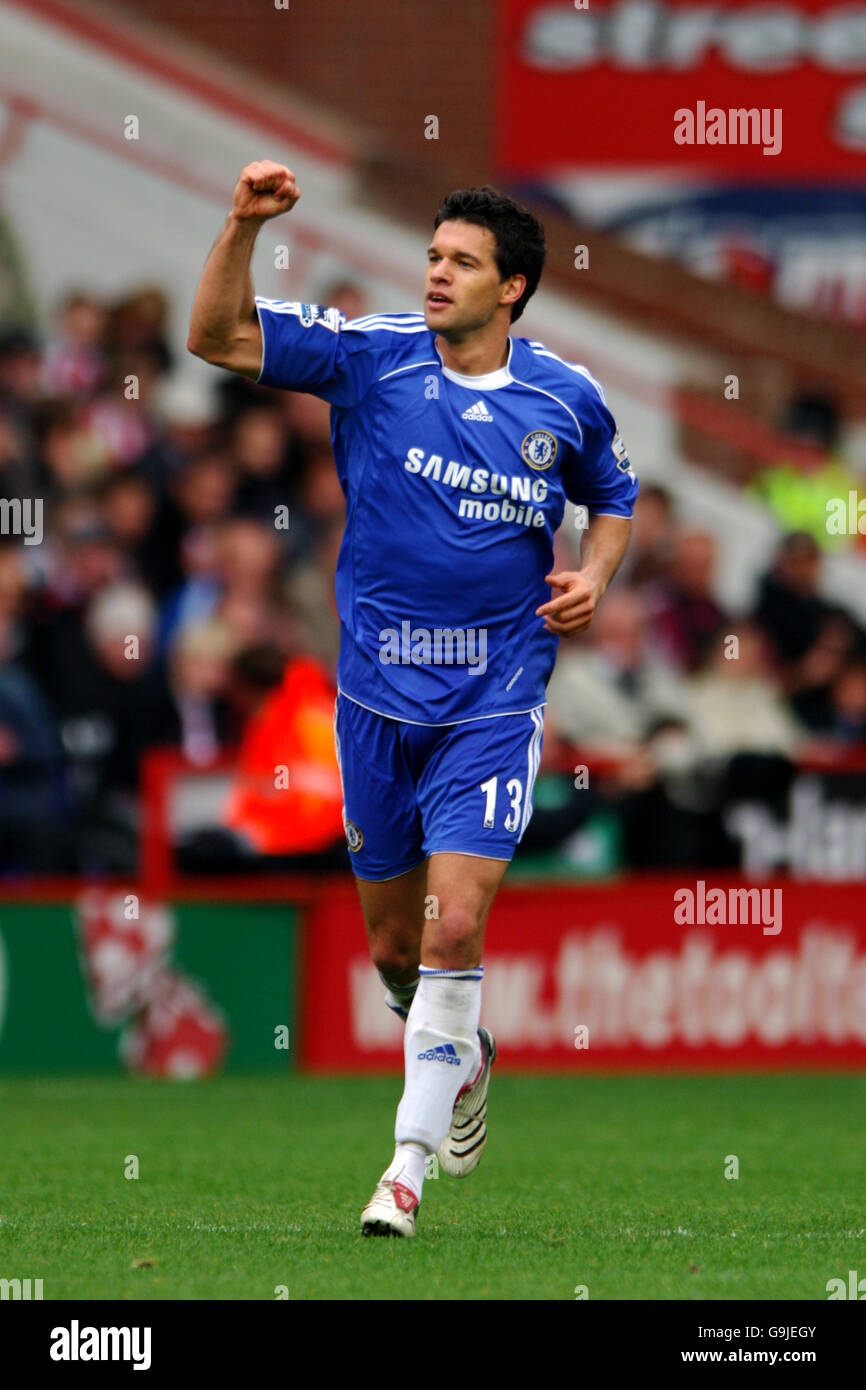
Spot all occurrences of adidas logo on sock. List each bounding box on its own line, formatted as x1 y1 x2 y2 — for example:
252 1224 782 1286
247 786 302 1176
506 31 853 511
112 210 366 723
417 1043 461 1065
461 399 493 422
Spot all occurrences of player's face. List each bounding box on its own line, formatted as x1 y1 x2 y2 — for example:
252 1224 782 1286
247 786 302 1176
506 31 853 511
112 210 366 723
424 221 521 337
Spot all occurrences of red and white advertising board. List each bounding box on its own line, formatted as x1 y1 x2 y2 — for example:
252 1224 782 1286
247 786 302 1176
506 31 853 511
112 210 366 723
299 878 866 1070
498 0 866 176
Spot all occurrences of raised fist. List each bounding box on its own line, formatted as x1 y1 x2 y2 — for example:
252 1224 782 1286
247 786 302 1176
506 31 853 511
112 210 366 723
233 160 300 223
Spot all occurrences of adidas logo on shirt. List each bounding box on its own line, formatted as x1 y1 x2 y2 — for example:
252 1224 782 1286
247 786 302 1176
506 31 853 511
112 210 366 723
461 399 493 422
417 1043 462 1065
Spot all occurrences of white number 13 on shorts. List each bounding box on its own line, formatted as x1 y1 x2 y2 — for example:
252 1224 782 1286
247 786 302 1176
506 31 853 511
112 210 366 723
479 776 523 832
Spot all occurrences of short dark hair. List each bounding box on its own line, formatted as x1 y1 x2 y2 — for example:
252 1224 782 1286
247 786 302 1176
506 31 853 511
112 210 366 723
433 186 546 323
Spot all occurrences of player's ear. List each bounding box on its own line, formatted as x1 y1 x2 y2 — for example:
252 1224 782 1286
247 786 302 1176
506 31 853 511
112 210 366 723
501 274 525 310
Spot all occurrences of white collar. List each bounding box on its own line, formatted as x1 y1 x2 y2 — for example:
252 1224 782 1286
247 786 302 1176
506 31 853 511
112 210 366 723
434 335 514 390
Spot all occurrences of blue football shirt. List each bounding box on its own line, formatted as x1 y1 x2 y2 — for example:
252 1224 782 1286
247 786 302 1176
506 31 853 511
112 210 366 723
255 299 638 725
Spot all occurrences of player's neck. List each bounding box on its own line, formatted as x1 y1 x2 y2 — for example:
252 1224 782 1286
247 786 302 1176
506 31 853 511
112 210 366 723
435 328 510 378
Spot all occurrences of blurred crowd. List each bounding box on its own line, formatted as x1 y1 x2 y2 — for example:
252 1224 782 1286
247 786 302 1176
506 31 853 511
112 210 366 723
1 284 865 877
0 283 352 875
542 487 866 869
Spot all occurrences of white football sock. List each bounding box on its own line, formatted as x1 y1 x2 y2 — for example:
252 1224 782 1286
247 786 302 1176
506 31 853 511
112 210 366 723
383 1141 428 1203
395 966 483 1152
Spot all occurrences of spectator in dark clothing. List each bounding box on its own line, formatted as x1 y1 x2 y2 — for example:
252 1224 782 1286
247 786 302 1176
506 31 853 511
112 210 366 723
649 528 728 674
0 330 43 420
230 401 294 522
171 450 239 529
31 396 111 501
794 656 866 746
752 532 863 727
98 468 183 598
617 483 677 590
753 531 838 665
34 581 176 872
54 581 175 792
0 406 33 502
0 620 74 874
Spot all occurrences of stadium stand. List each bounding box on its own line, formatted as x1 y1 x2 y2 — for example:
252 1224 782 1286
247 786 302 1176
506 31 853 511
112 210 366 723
0 0 864 879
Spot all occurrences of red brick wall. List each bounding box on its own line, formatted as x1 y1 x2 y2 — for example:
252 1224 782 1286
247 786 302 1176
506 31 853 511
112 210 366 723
116 0 495 178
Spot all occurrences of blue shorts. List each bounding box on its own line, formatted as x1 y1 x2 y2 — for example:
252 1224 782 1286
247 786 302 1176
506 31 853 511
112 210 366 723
334 693 545 881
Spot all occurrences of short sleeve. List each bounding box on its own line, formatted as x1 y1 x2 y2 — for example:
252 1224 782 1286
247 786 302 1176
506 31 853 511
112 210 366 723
562 382 638 518
255 298 381 407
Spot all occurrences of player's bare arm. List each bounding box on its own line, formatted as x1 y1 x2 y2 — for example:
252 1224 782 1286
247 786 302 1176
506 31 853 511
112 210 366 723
187 160 300 379
536 513 632 636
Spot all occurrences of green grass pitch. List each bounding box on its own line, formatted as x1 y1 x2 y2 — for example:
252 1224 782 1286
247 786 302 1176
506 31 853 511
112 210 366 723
0 1073 862 1300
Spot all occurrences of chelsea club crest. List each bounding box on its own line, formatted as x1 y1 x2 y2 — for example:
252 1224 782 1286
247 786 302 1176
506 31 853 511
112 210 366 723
521 430 558 470
344 819 364 852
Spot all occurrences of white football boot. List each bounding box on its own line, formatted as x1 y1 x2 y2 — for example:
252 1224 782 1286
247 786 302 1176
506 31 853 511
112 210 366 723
437 1025 497 1177
360 1177 420 1237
